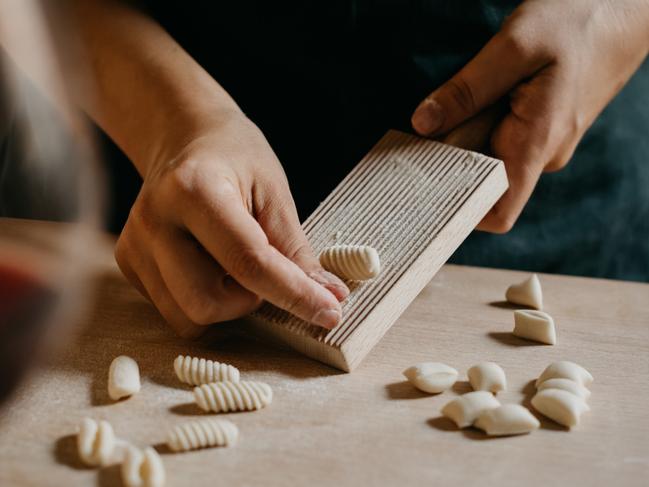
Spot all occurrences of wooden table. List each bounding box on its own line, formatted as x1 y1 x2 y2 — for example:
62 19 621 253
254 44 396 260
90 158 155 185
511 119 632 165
1 219 648 486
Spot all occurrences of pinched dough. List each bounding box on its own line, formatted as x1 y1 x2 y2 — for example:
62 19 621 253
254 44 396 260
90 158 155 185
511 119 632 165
505 274 543 309
174 355 240 386
121 446 165 487
403 362 458 394
77 418 117 467
531 388 590 428
474 404 540 436
536 361 593 388
441 391 501 428
467 362 507 394
167 418 239 452
194 381 273 413
536 378 591 400
513 310 556 345
108 356 141 401
319 245 381 281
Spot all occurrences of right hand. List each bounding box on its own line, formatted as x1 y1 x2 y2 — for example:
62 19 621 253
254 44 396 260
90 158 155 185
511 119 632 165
115 111 349 337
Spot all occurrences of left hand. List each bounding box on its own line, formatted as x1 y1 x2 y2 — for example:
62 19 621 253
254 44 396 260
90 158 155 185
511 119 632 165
411 0 649 233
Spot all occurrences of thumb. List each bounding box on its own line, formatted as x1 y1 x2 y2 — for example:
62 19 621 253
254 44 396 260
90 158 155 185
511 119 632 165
411 31 548 137
255 183 350 302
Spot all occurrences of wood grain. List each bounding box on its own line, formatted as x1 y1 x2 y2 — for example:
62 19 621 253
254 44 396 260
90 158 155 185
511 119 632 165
248 130 508 371
0 219 647 487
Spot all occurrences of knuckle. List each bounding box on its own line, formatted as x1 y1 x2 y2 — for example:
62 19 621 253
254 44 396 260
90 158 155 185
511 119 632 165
129 196 160 236
445 77 477 116
227 247 268 281
182 299 219 326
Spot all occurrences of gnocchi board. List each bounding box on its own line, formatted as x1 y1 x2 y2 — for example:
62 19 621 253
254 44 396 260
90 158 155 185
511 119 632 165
247 130 508 371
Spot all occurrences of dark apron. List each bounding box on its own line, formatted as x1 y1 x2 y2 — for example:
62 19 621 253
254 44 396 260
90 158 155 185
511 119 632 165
144 1 649 281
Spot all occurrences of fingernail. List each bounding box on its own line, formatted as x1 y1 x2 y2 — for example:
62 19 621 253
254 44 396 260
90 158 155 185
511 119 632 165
412 98 445 135
309 270 350 301
312 308 341 329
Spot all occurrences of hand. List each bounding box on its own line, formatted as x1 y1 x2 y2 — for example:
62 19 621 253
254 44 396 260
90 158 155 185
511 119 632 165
115 111 349 337
412 0 649 232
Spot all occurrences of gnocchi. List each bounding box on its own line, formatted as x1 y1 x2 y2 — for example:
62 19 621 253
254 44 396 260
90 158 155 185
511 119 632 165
77 418 117 467
108 355 141 401
467 362 507 394
194 381 273 413
474 404 540 436
319 245 381 281
403 362 458 394
441 391 500 428
174 355 240 385
121 446 165 487
536 378 591 400
167 418 239 452
531 388 590 428
513 310 556 345
536 361 593 388
505 274 543 309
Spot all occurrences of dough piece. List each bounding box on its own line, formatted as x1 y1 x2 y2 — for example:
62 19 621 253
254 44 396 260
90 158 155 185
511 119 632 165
167 418 239 452
474 404 540 436
513 310 556 345
505 274 543 309
535 361 594 388
77 418 116 467
531 389 590 428
319 245 381 281
536 378 591 400
108 355 141 401
402 362 458 394
467 362 507 394
121 446 165 487
441 391 501 428
174 355 240 385
194 381 273 413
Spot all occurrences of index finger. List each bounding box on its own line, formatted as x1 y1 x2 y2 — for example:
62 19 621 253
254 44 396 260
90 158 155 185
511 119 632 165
180 181 342 329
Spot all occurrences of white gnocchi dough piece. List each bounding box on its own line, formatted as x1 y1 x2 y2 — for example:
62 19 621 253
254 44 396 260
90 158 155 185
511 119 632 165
531 389 590 428
174 355 240 386
467 362 507 394
513 310 556 345
77 418 117 467
535 361 594 388
121 446 165 487
194 381 273 413
402 362 458 394
441 391 501 428
474 404 540 436
536 378 591 400
505 273 543 309
319 244 381 281
108 355 141 401
167 418 239 452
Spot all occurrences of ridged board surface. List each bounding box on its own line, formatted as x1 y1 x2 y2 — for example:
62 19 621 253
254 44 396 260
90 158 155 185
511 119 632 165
251 130 506 369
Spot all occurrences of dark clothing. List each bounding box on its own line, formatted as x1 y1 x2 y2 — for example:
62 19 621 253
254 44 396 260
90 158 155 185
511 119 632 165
110 1 648 281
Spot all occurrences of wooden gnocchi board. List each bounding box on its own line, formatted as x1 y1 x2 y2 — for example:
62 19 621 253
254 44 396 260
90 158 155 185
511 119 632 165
248 130 508 371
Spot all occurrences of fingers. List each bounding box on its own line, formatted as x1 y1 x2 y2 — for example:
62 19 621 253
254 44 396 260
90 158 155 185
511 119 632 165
412 29 550 137
254 183 350 302
181 180 344 329
153 227 262 324
115 235 204 339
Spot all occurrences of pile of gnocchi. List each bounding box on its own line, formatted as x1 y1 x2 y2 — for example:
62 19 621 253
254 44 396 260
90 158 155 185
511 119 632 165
402 274 593 437
77 354 263 487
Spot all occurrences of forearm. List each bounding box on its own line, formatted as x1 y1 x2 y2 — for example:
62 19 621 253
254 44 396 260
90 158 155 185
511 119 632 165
71 0 241 176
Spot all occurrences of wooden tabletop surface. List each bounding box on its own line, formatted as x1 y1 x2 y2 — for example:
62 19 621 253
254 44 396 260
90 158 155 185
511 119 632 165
0 218 648 486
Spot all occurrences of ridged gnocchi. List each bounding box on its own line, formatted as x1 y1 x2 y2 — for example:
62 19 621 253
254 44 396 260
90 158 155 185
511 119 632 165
108 355 141 401
174 355 240 385
531 388 590 428
513 310 556 345
403 362 458 394
194 381 273 413
167 418 239 452
474 404 540 436
319 245 381 281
